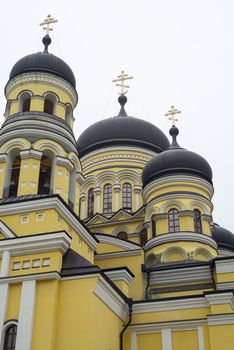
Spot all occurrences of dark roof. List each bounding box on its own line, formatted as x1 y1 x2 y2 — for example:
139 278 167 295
77 116 170 157
212 225 234 252
61 248 100 277
9 52 76 88
142 126 213 187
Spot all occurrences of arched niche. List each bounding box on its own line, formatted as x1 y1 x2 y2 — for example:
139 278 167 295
38 150 55 195
43 92 58 115
18 91 32 113
162 247 187 263
3 148 21 198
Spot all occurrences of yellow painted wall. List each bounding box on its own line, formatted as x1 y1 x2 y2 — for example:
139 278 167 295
208 325 234 350
5 284 21 320
172 330 199 350
137 333 162 350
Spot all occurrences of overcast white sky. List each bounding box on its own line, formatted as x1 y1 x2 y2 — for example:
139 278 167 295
0 0 233 231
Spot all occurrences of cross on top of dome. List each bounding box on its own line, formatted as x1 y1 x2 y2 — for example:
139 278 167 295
112 70 133 95
40 14 58 35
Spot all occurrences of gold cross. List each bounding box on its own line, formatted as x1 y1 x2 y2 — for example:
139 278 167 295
165 105 181 126
112 70 133 95
40 14 58 35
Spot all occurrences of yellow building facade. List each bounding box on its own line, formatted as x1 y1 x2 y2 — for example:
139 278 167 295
0 27 234 350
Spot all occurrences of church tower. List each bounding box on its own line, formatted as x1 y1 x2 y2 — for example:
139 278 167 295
0 15 234 350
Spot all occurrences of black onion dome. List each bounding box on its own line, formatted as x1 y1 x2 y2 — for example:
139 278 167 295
77 117 170 157
212 225 234 252
77 94 170 157
9 52 76 88
142 126 213 187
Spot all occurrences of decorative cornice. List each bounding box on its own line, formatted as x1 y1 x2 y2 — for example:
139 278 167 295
20 149 43 160
215 258 234 274
207 313 234 326
5 72 78 107
0 196 97 250
0 231 71 256
95 234 142 251
143 175 214 198
104 268 134 285
81 146 156 163
56 156 74 171
0 272 60 284
145 232 217 251
95 250 142 260
94 276 128 321
0 154 8 163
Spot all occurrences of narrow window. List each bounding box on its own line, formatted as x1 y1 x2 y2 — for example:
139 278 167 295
88 188 94 217
140 229 147 246
194 209 202 233
38 155 52 194
168 208 180 233
9 156 21 197
151 216 156 237
122 183 132 212
3 325 17 350
103 184 112 214
22 98 31 112
44 98 54 114
117 232 128 240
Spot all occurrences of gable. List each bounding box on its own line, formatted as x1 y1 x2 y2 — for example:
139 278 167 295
0 221 16 239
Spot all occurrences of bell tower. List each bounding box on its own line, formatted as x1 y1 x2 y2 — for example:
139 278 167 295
0 15 81 213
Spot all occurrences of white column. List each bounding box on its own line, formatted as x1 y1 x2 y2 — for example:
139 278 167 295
0 250 11 277
134 186 142 211
114 184 121 211
94 187 101 213
162 328 172 350
80 193 86 219
131 332 137 350
0 284 9 345
0 251 11 345
15 280 36 350
197 326 204 350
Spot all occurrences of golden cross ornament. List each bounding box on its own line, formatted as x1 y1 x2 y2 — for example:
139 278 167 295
165 105 181 126
40 14 58 35
112 70 133 95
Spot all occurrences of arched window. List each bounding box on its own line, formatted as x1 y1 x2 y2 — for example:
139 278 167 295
43 93 57 115
122 183 132 212
168 208 180 233
87 188 94 217
9 155 21 197
3 324 17 350
38 155 52 195
22 98 31 112
18 91 31 113
44 99 54 114
103 184 112 214
117 232 128 240
194 209 202 233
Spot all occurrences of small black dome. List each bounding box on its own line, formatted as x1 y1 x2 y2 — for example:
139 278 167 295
212 225 234 252
142 138 213 187
9 52 76 88
77 116 170 157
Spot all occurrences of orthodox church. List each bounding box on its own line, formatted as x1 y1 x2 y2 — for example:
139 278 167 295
0 15 234 350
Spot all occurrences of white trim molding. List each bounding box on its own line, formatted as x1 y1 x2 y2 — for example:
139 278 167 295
104 268 134 285
215 258 234 274
207 313 234 326
94 276 128 321
95 234 142 251
0 231 71 256
95 250 142 260
162 328 172 350
0 196 97 250
145 232 217 251
0 221 16 239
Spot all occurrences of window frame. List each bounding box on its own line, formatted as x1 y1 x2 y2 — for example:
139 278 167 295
122 183 132 212
103 183 112 214
168 208 180 233
194 209 202 233
2 323 17 350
